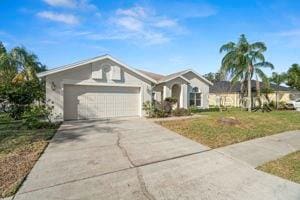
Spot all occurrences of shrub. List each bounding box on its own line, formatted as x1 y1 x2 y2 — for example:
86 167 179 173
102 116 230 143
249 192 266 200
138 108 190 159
189 106 219 113
267 100 275 108
172 108 191 116
22 105 53 129
0 80 45 119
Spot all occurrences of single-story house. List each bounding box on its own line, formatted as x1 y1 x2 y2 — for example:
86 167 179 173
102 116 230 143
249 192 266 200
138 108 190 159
38 54 212 121
209 81 300 107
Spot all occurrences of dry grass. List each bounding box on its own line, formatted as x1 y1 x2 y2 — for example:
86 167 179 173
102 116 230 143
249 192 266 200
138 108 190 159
158 110 300 148
257 151 300 184
0 116 59 198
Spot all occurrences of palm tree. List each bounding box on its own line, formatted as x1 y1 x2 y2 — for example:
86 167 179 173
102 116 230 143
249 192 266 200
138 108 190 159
0 42 17 84
10 46 45 83
220 34 274 112
269 72 286 109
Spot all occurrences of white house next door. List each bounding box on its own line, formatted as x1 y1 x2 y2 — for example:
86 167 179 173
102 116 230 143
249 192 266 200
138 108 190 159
64 85 140 120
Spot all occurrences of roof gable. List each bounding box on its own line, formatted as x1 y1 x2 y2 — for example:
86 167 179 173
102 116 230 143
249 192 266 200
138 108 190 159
37 54 157 83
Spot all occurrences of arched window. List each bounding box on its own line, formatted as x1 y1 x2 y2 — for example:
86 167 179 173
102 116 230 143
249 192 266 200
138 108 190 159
190 87 202 107
192 87 199 93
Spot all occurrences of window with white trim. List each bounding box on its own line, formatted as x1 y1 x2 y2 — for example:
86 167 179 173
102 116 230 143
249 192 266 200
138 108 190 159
189 87 201 107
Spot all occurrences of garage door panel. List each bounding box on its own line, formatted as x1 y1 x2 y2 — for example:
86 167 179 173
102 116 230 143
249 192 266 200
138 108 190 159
64 85 140 120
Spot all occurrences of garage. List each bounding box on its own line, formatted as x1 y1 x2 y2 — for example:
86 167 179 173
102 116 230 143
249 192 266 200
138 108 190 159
63 85 140 120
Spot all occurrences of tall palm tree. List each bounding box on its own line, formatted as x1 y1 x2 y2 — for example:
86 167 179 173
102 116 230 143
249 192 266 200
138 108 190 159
220 34 274 112
0 42 17 84
0 43 47 84
270 72 286 109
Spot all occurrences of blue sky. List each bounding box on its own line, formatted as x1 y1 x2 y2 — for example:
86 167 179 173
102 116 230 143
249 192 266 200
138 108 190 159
1 0 300 76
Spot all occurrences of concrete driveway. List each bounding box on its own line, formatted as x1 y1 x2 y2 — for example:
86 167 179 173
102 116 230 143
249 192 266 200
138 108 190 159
14 118 300 200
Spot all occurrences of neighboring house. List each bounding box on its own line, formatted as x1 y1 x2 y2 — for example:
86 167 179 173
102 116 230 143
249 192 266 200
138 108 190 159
209 81 300 107
37 55 212 121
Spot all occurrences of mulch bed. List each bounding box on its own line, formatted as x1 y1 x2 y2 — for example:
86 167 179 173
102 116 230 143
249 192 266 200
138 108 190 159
0 141 47 197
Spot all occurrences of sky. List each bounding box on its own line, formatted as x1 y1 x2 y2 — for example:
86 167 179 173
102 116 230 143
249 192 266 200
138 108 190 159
0 0 300 76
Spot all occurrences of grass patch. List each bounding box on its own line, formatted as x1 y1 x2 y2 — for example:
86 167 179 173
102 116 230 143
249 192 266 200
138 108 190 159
158 110 300 148
0 114 60 198
257 151 300 184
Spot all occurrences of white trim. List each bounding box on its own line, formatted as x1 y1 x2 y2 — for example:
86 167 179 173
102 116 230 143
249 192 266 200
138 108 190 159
182 69 213 86
158 70 212 86
62 79 142 88
38 54 157 83
158 75 190 84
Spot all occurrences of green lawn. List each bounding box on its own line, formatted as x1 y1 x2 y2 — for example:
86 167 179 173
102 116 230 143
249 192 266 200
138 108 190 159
158 110 300 148
257 151 300 184
0 114 60 198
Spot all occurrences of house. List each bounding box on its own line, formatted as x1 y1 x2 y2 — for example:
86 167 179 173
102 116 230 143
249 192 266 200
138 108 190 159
38 55 212 121
209 81 300 107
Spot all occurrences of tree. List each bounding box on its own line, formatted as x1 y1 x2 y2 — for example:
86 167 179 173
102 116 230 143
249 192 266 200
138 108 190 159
0 41 47 119
269 72 286 109
203 72 222 82
219 34 274 112
286 64 300 90
10 46 46 83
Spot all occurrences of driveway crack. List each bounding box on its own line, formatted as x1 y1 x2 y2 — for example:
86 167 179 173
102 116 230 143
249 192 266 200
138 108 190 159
116 130 135 167
136 168 156 200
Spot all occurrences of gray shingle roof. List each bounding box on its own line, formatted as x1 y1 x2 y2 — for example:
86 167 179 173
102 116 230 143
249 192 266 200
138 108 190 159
135 69 165 81
210 81 295 93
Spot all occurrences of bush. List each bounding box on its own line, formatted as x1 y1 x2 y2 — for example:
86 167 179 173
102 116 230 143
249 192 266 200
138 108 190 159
189 106 220 113
22 105 53 129
268 101 276 109
142 101 168 118
172 108 191 116
0 80 45 119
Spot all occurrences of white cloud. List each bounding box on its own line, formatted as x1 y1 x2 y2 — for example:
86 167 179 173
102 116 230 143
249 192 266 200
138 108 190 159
116 6 148 18
42 0 98 11
37 11 79 25
167 3 217 19
43 0 76 8
277 29 300 37
114 16 144 32
109 6 179 45
152 19 177 28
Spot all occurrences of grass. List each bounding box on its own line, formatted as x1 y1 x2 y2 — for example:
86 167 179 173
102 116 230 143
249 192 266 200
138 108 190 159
257 151 300 184
158 110 300 148
0 114 60 198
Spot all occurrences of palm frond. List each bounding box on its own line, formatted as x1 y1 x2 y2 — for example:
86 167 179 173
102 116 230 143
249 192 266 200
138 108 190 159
219 42 236 53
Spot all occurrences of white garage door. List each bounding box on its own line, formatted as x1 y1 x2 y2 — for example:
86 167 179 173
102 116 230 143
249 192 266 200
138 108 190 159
64 85 140 120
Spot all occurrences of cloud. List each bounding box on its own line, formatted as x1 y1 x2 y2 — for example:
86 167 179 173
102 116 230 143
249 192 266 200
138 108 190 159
114 16 144 32
167 2 217 19
109 6 179 45
43 0 76 8
277 29 300 37
37 11 79 25
42 0 98 11
152 19 177 28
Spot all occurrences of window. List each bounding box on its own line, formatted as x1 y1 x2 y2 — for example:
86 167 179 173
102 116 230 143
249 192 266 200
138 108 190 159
190 87 201 107
151 92 156 101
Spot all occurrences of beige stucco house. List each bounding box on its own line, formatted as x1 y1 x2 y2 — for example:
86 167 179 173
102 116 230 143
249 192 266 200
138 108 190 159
38 55 212 121
209 81 300 107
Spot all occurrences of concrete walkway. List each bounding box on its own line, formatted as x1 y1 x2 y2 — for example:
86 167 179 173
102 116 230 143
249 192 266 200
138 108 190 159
13 119 300 200
217 130 300 167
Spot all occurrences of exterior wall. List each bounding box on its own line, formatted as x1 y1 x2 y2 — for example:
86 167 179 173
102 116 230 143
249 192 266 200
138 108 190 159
209 93 240 107
208 91 300 108
45 58 152 121
162 77 189 108
183 72 210 108
267 92 300 102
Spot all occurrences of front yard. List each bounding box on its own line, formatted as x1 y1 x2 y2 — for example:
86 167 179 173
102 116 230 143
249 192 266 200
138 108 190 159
0 114 60 198
158 110 300 148
257 151 300 184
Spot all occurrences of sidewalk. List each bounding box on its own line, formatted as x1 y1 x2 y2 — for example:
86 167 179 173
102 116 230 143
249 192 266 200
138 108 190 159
217 130 300 167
